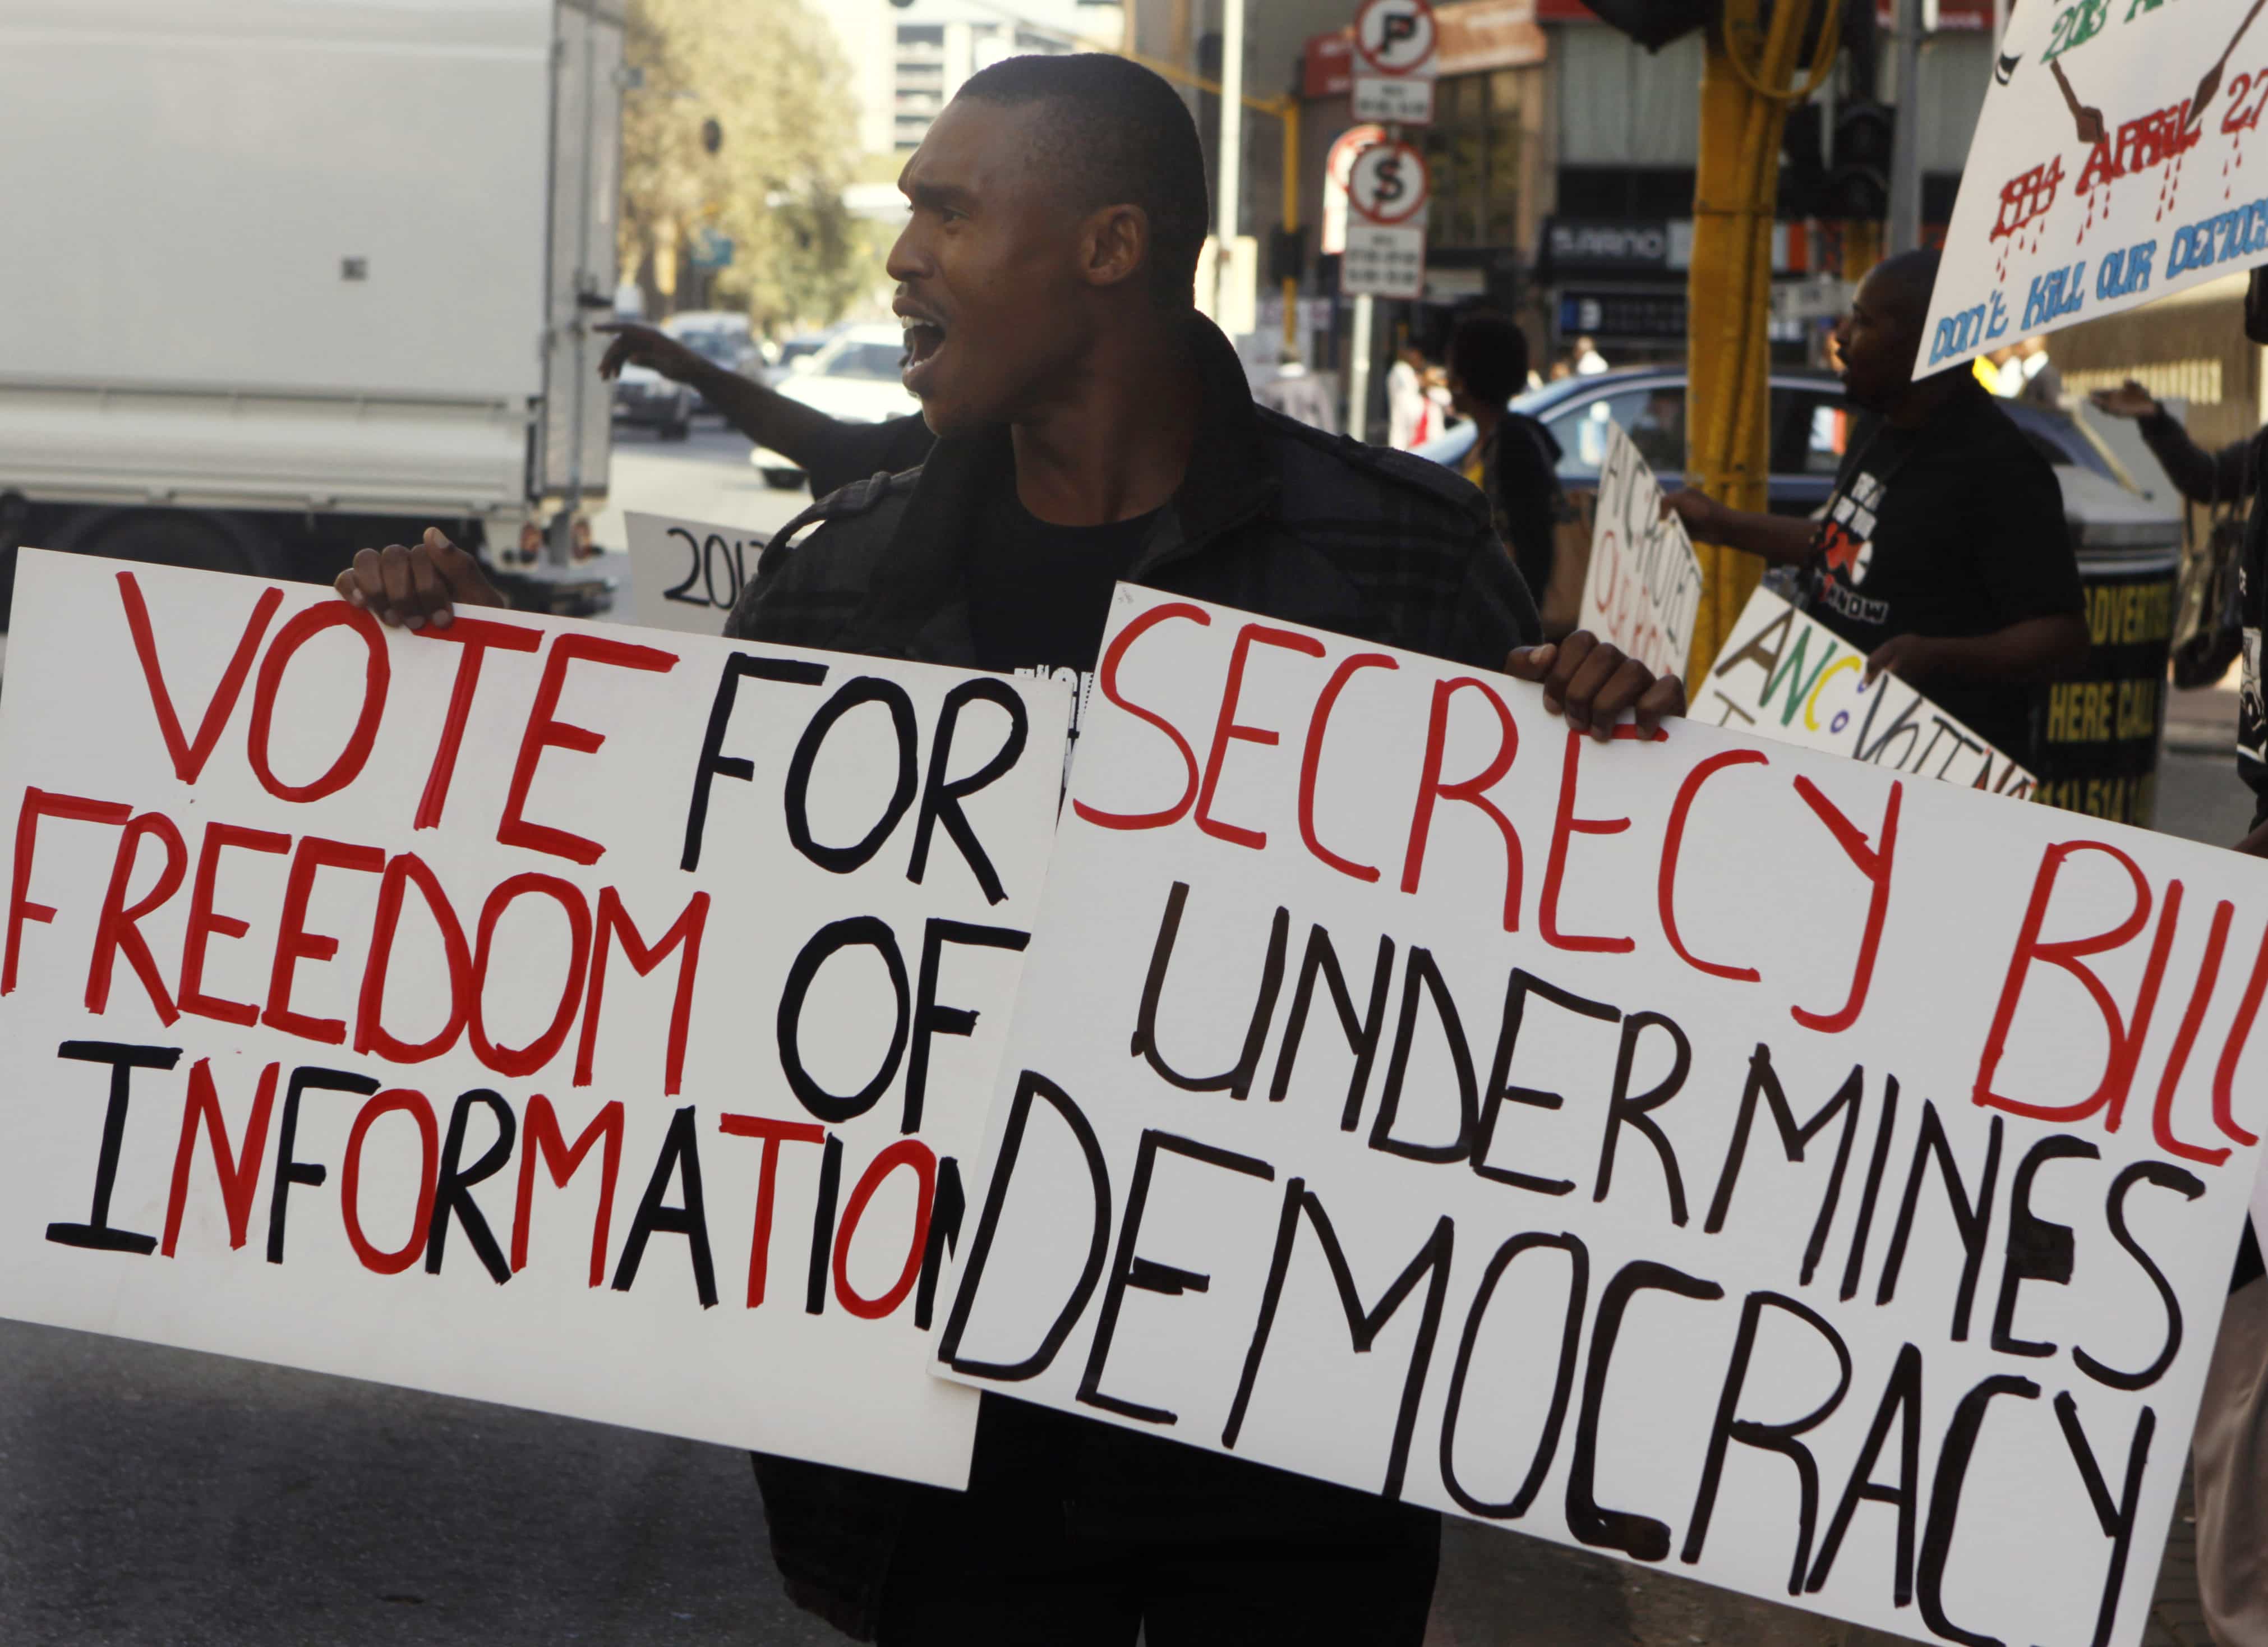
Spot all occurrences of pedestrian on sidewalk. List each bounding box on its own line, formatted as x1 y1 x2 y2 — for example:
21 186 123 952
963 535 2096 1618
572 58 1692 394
1668 248 2089 762
1445 309 1573 625
331 51 1686 1645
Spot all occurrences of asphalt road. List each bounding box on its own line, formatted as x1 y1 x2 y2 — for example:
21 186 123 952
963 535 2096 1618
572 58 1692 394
0 422 2247 1645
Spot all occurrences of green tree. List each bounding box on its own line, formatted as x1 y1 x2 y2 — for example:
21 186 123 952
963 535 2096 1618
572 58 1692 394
619 0 865 332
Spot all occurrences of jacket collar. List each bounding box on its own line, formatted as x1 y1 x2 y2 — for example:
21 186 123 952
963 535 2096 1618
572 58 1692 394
844 313 1277 663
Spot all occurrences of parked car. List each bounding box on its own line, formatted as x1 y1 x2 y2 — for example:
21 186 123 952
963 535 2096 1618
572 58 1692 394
663 311 760 418
612 360 696 440
1414 366 2135 516
771 324 847 378
750 323 920 489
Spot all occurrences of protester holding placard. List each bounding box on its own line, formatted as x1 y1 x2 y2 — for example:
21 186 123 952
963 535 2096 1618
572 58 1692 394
596 320 933 500
1670 250 2089 761
340 50 1686 1646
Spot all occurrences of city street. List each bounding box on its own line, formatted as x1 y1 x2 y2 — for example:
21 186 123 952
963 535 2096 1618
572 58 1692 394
0 416 2242 1646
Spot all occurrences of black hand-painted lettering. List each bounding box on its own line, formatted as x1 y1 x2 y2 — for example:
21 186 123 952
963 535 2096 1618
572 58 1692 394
1680 1290 1854 1594
1565 1258 1726 1560
1476 970 1617 1197
2054 1389 2156 1647
1592 1012 1691 1224
785 677 919 873
777 916 911 1125
805 1132 841 1316
939 1070 1111 1381
2073 1159 2203 1390
1439 1230 1588 1519
1989 1133 2098 1359
905 919 1028 1134
1917 1373 2040 1647
1131 881 1289 1102
47 1039 181 1255
1876 1105 2003 1341
912 1154 965 1332
268 1064 380 1264
1806 1342 1923 1604
609 1105 717 1308
1704 1048 1864 1289
1368 946 1481 1164
1840 1075 1900 1302
907 677 1028 903
681 654 827 873
423 1088 517 1285
1077 1129 1274 1425
1267 924 1395 1131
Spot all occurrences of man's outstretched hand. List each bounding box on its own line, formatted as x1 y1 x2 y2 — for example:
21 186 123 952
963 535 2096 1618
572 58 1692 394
335 528 505 630
596 321 705 384
1505 630 1686 740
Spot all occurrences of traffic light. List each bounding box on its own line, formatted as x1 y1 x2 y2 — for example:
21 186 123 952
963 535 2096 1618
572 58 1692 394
1828 100 1893 220
1780 102 1831 219
1269 225 1306 287
1574 0 1711 50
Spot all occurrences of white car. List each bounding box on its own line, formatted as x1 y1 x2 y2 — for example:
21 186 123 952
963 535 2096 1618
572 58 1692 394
752 323 920 489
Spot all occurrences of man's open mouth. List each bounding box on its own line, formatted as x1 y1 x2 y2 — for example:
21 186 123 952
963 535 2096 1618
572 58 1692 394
901 320 947 392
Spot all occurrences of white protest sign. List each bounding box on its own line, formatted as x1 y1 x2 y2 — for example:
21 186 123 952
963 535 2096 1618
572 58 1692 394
0 549 1064 1488
1353 0 1439 123
1343 140 1431 301
940 582 2268 1647
625 510 760 636
1699 586 2037 801
1580 424 1704 680
1924 0 2268 372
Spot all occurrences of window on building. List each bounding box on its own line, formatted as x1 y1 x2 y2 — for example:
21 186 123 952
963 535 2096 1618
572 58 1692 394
1423 69 1534 250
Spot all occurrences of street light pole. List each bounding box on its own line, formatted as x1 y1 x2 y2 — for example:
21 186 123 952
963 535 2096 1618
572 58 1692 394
1886 0 1926 253
1216 0 1245 321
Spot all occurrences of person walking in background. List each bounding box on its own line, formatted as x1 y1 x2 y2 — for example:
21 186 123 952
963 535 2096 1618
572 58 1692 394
1253 348 1339 434
1572 333 1608 375
1446 309 1568 613
1668 249 2088 762
1385 343 1431 448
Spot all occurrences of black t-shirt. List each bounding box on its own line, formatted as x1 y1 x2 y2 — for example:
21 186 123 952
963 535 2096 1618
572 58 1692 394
801 413 937 502
1796 384 2082 758
966 491 1159 676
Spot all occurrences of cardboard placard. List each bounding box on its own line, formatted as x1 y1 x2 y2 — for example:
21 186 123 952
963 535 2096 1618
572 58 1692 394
1697 587 2037 800
939 582 2266 1646
0 549 1065 1488
1923 0 2268 371
625 510 761 636
1580 424 1704 680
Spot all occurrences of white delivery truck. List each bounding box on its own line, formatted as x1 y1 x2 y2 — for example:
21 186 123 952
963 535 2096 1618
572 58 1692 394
0 0 625 620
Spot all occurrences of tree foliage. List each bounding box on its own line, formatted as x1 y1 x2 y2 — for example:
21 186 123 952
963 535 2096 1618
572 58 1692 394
619 0 865 331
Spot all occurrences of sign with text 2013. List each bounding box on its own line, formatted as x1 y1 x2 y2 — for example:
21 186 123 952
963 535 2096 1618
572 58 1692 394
1925 0 2268 370
939 583 2266 1646
0 549 1063 1489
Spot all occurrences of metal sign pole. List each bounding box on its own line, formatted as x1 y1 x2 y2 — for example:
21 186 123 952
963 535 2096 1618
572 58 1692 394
1347 291 1375 441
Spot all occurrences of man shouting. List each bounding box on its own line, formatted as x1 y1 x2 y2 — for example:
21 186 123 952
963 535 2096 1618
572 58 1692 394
337 52 1682 1645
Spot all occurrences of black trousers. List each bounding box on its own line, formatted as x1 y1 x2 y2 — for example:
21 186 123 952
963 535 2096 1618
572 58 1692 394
875 1398 1442 1646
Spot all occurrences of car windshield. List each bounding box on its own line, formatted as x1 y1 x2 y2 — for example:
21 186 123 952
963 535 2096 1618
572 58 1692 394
676 330 740 364
824 342 907 380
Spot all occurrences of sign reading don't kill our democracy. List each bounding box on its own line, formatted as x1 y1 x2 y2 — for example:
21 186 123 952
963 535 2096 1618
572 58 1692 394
938 583 2268 1647
1924 0 2268 371
0 549 1064 1489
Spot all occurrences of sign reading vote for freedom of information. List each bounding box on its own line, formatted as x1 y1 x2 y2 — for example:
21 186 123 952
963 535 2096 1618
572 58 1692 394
1580 423 1703 681
1697 587 2037 802
1925 0 2268 370
938 583 2265 1646
0 550 1064 1488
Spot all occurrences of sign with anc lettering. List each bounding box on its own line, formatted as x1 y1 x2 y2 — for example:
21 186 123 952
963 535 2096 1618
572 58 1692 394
1580 425 1704 681
625 510 761 636
1698 587 2037 801
1352 0 1439 123
1924 0 2268 371
938 582 2266 1647
1342 140 1431 300
0 549 1065 1488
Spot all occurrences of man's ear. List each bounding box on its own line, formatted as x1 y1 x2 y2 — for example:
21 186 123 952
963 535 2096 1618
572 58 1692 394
1081 204 1150 291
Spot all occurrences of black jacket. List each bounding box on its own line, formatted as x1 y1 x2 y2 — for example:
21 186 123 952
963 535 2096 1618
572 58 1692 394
722 316 1536 1638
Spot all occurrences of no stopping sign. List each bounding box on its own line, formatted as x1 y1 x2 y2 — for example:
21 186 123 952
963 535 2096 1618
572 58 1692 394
1345 140 1430 227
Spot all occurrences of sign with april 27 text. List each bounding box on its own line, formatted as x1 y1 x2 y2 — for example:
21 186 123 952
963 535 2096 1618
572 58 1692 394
1698 587 2037 801
1925 0 2268 370
0 550 1064 1488
938 583 2266 1647
1580 423 1703 681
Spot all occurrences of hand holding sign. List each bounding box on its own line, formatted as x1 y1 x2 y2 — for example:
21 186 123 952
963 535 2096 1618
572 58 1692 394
335 527 505 632
1504 632 1688 740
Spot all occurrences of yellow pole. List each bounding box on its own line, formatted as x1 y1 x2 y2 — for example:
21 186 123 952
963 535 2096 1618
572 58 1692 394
1683 0 1836 686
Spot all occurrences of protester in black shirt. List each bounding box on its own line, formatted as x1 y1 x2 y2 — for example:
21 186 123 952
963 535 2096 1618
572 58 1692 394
1445 309 1567 604
336 53 1685 1645
596 323 935 499
1670 249 2089 758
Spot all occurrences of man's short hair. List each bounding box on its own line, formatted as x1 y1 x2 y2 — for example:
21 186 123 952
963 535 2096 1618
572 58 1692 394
1869 248 1941 329
956 53 1210 306
1448 310 1531 407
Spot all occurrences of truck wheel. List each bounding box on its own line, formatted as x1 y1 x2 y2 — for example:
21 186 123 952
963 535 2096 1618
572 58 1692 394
660 414 692 442
58 508 284 579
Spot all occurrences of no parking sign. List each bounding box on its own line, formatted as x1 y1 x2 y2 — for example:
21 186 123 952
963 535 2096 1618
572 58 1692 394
1351 0 1437 123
